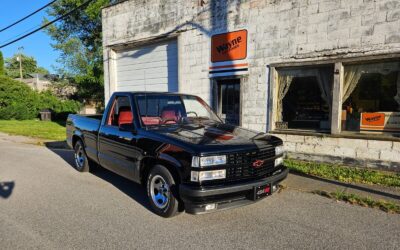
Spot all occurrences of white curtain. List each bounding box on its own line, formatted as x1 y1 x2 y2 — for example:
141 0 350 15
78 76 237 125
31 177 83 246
342 62 400 103
277 68 333 121
343 65 362 102
277 75 293 122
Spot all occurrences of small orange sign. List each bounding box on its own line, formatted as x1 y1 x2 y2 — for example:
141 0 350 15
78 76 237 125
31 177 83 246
211 30 247 63
361 113 385 126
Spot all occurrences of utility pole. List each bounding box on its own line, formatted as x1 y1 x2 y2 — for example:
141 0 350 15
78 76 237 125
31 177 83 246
17 46 23 80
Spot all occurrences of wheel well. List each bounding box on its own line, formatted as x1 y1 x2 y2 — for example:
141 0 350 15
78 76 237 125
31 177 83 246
140 158 181 186
72 135 82 148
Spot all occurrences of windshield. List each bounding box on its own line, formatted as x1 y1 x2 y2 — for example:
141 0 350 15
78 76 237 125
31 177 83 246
136 94 222 127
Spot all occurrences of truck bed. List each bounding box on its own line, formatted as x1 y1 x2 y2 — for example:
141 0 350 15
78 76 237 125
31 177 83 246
77 114 103 120
66 114 102 152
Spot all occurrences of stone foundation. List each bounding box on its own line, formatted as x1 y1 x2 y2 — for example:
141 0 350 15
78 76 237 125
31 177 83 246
275 133 400 172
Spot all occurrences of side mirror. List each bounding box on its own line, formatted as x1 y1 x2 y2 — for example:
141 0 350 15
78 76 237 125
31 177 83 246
119 123 137 134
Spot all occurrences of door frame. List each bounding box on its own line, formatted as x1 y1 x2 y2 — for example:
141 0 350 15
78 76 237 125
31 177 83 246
211 76 244 126
98 94 140 181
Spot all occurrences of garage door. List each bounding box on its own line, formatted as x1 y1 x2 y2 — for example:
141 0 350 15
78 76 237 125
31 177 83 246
115 40 178 92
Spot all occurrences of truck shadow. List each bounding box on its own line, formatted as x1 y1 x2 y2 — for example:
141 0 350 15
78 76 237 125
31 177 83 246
47 147 152 212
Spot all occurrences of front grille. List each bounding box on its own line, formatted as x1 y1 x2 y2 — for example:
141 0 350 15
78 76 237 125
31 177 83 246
225 148 276 181
200 147 276 185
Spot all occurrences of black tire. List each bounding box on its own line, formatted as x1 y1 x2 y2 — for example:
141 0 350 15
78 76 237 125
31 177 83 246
146 165 180 218
73 140 90 172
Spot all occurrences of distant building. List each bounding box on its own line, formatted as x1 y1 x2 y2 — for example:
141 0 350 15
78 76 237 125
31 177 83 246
18 73 51 92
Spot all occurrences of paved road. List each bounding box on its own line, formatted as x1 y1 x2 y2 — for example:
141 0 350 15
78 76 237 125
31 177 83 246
0 139 399 250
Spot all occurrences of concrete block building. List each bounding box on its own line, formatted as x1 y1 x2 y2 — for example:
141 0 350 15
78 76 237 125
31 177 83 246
102 0 400 171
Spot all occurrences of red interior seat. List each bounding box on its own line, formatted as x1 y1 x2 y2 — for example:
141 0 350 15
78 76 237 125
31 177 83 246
161 106 179 124
118 106 133 126
142 117 160 125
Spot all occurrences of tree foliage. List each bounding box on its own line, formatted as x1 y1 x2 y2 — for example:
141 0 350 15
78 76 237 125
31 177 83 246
36 66 50 75
0 76 81 120
0 51 4 75
45 0 115 103
5 54 39 78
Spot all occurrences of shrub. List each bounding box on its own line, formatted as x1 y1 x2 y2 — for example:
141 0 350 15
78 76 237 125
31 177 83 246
0 76 81 120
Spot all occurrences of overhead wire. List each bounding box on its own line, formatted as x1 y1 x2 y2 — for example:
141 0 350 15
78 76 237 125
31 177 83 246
0 0 58 33
0 0 95 49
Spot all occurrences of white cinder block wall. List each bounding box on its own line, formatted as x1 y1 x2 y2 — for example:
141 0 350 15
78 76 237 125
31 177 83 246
103 0 400 170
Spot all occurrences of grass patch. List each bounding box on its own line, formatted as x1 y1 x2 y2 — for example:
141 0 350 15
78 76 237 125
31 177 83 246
285 159 400 188
313 190 400 214
0 120 66 141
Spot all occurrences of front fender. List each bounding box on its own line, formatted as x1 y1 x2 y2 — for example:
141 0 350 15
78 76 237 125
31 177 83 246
158 153 182 168
139 143 192 184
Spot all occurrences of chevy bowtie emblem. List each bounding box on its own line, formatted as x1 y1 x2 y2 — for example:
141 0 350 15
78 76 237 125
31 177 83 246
252 160 264 168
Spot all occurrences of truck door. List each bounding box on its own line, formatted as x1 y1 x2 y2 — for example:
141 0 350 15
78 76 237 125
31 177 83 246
98 95 141 181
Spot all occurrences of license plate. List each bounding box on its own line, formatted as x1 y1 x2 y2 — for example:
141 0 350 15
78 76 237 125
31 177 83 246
253 184 271 200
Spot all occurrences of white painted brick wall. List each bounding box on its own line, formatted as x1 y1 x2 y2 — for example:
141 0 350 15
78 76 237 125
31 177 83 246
275 133 400 166
103 0 400 131
102 0 400 166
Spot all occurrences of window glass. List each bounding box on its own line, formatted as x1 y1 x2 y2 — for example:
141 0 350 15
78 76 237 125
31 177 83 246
276 66 333 131
136 94 221 127
106 96 133 127
341 61 400 134
182 96 210 118
217 79 240 125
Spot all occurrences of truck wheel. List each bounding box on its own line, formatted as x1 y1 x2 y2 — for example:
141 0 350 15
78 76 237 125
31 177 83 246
146 165 180 218
73 140 90 172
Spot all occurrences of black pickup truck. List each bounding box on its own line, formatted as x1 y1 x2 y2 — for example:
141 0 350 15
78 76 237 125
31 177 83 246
67 92 288 217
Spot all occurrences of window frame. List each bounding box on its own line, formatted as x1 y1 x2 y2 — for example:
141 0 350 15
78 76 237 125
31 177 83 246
212 76 244 127
271 64 335 133
269 54 400 140
133 93 222 128
103 94 134 128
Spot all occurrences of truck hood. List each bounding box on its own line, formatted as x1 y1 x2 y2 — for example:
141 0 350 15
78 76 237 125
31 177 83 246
147 122 282 154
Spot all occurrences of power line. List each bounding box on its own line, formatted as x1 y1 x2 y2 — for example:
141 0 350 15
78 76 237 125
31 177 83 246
0 24 42 45
0 0 58 33
0 0 95 49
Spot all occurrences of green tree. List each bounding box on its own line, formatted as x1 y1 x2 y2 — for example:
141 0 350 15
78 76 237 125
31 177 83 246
5 54 38 78
44 0 115 103
0 75 81 120
36 66 50 75
0 51 4 75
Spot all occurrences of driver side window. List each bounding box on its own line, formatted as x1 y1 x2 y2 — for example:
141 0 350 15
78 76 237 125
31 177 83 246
106 96 133 127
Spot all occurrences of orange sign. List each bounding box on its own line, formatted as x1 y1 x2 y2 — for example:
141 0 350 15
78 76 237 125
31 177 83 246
211 30 247 63
360 112 400 132
361 113 385 127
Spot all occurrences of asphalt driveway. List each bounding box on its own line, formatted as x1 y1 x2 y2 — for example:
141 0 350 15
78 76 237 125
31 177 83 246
0 139 399 250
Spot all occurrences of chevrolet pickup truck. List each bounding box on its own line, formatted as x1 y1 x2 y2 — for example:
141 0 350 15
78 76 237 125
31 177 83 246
66 92 288 217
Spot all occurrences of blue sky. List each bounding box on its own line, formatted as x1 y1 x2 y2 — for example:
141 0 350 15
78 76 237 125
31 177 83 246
0 0 60 72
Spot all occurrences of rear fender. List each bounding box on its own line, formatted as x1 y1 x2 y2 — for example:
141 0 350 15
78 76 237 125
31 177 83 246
72 130 84 147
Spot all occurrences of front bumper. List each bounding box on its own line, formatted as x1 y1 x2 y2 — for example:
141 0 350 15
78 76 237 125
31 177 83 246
180 167 289 214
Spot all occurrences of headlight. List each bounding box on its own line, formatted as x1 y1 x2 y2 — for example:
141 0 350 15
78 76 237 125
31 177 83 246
191 155 226 168
275 145 285 156
274 157 283 167
191 170 226 182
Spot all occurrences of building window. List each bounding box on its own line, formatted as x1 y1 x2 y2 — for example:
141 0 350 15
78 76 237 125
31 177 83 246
341 61 400 134
216 79 241 126
276 66 333 131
